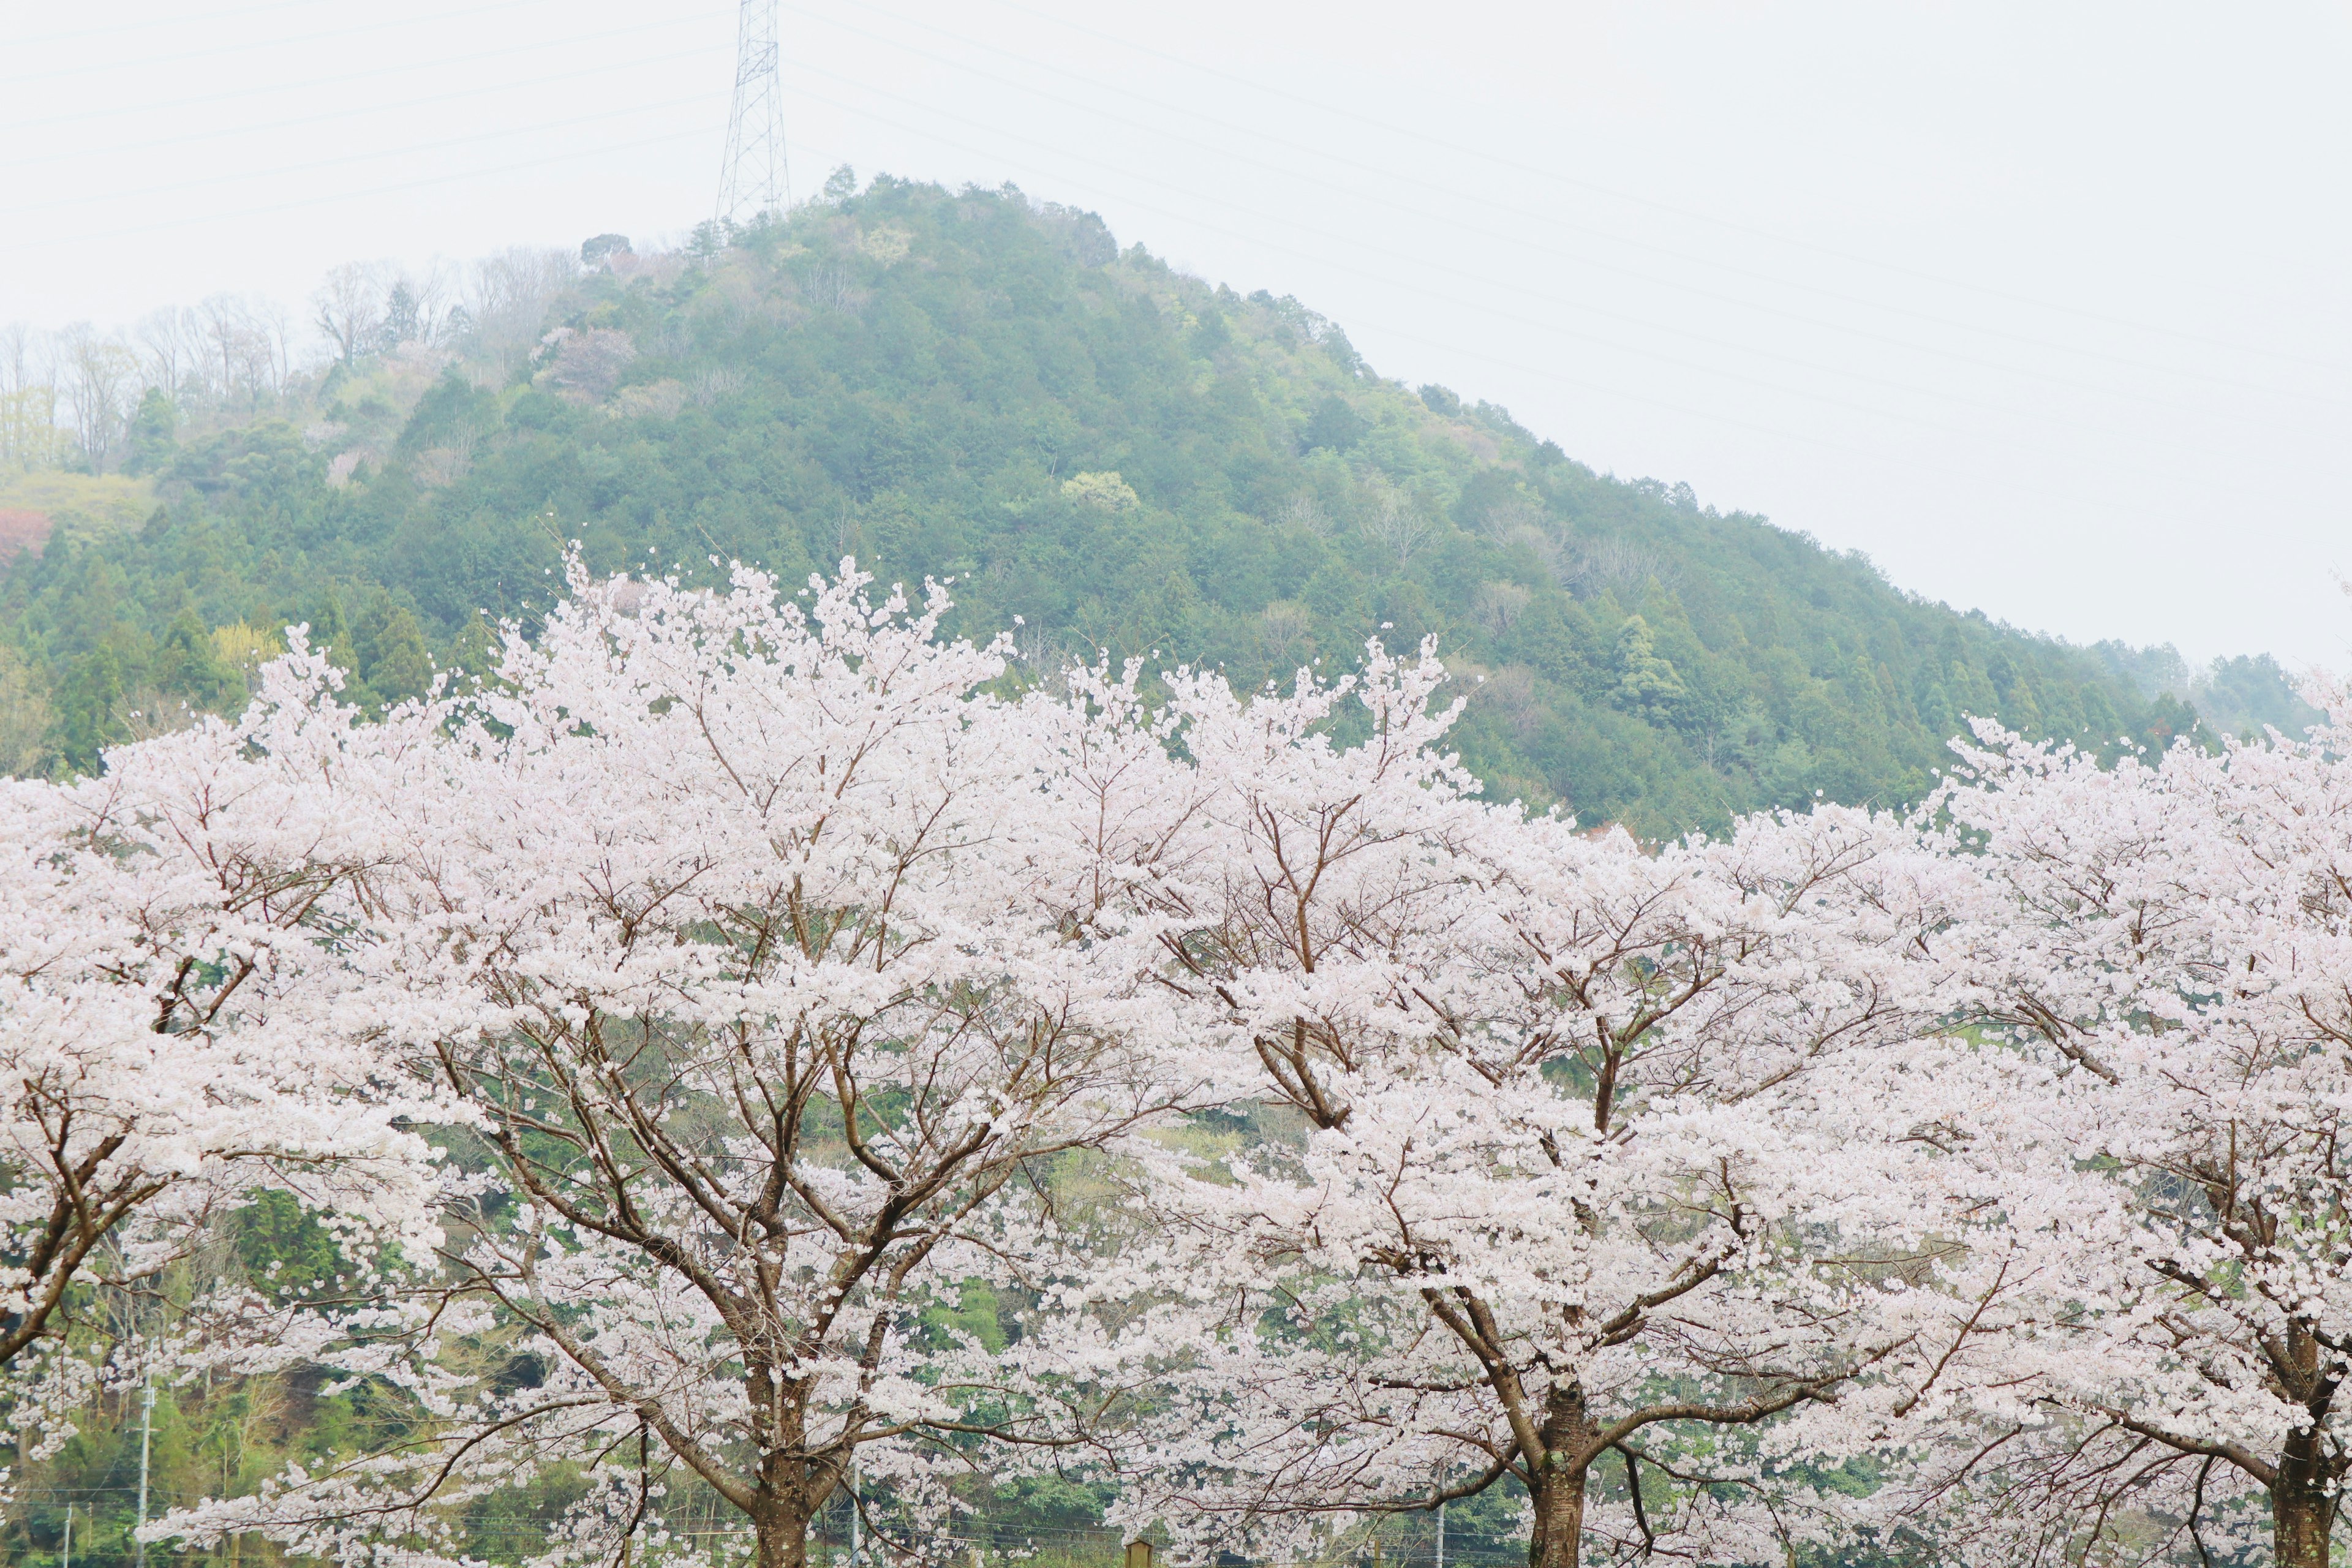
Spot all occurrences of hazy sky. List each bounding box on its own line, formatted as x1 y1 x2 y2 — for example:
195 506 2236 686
6 1 2347 666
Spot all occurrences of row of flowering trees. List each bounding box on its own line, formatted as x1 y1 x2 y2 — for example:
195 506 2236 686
4 560 2348 1567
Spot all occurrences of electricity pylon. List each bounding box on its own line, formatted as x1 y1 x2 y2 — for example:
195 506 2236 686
717 0 790 225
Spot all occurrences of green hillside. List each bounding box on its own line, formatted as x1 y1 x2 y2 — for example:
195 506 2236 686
0 175 2206 834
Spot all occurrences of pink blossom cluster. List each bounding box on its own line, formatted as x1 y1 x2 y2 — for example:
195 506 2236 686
8 560 2347 1567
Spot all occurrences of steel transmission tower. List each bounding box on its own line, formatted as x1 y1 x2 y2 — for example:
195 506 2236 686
717 0 790 225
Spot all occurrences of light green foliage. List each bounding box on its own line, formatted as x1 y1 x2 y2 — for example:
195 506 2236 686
1611 613 1689 724
2190 652 2324 742
0 642 50 775
1061 470 1141 513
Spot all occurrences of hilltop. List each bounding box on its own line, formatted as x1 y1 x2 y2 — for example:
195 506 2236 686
0 175 2256 833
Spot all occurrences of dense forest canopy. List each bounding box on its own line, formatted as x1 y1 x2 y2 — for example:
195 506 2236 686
0 173 2305 835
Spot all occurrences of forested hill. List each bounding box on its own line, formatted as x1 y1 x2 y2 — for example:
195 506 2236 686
1 175 2218 834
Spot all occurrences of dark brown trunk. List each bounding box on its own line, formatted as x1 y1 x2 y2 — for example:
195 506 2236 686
1528 1380 1597 1568
2272 1427 2338 1568
752 1496 810 1568
750 1441 831 1568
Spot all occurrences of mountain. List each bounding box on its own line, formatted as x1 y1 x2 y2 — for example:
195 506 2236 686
0 175 2209 835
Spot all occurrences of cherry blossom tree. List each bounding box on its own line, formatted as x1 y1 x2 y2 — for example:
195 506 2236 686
1069 655 2018 1568
161 565 1198 1568
124 557 2352 1568
1871 709 2352 1568
0 650 444 1434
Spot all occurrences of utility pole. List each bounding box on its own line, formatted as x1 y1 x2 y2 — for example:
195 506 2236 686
134 1375 155 1568
716 0 790 225
1436 1501 1445 1568
61 1501 72 1568
848 1457 861 1567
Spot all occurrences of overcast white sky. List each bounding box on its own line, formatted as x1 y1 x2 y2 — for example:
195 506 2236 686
5 1 2346 666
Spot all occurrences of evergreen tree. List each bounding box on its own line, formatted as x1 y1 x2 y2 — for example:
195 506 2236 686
154 607 236 710
363 605 432 704
121 388 177 476
1612 614 1689 725
49 646 125 774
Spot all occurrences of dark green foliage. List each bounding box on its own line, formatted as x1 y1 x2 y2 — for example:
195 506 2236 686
0 178 2183 838
50 645 125 774
377 284 422 354
363 604 433 703
121 388 177 477
154 607 233 709
1302 393 1366 451
234 1189 344 1301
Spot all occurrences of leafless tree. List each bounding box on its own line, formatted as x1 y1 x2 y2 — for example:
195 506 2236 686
688 365 748 408
312 262 383 366
1357 481 1439 569
133 308 199 402
59 323 138 469
372 261 457 350
0 323 58 470
807 258 862 314
1564 537 1680 601
412 258 460 341
0 321 39 401
254 297 295 396
197 295 258 407
464 247 576 374
1471 579 1532 636
1477 662 1545 740
1272 492 1332 538
1257 599 1316 668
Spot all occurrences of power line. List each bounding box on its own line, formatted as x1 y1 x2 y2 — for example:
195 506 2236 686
778 0 2343 410
941 0 2346 374
0 23 2306 519
18 1 2320 428
9 124 723 253
6 44 730 173
0 0 574 89
0 94 717 222
771 69 2263 463
0 100 2190 487
0 11 732 137
15 0 331 51
13 0 2333 444
763 79 2343 524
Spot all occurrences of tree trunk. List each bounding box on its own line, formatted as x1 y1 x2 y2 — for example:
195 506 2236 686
2272 1429 2338 1568
1527 1380 1597 1568
752 1498 812 1568
749 1453 823 1568
746 1391 836 1568
1527 1464 1588 1568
